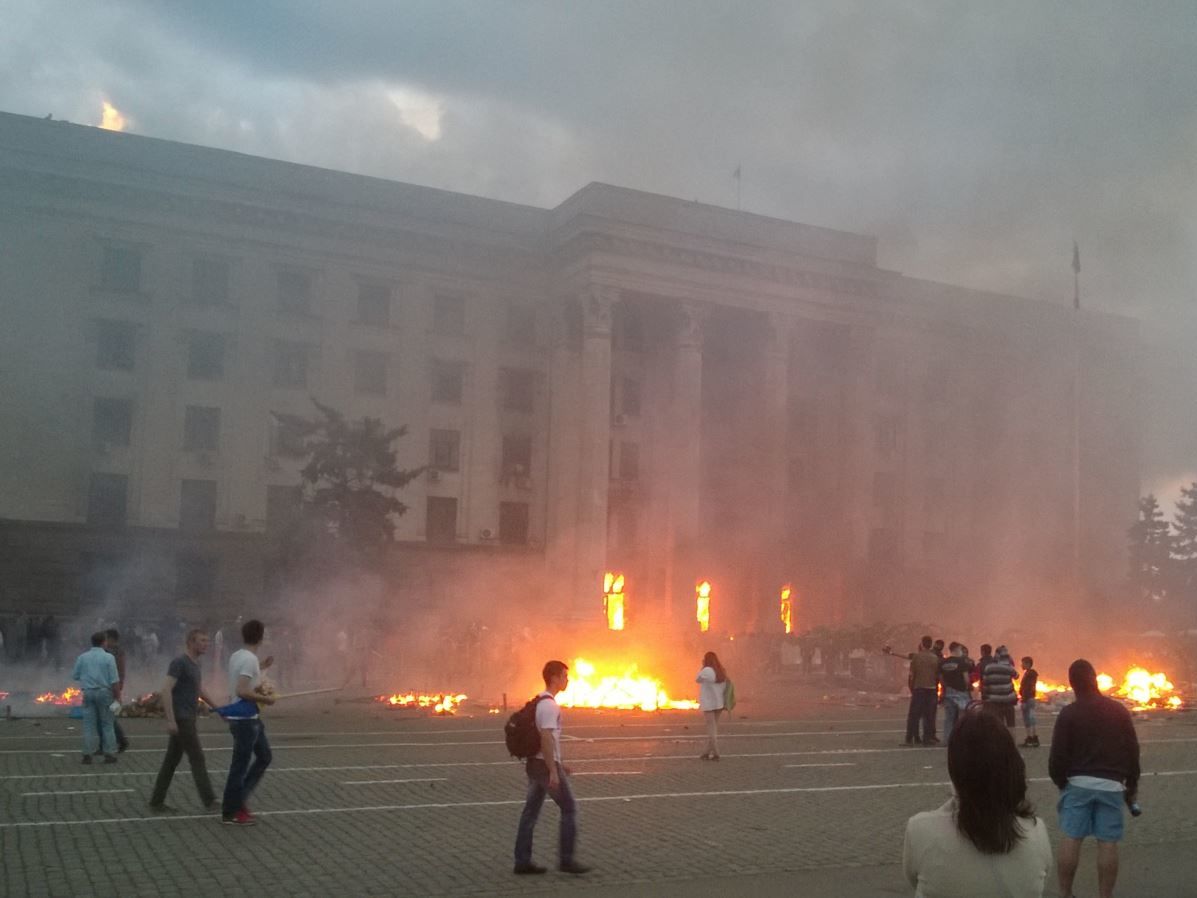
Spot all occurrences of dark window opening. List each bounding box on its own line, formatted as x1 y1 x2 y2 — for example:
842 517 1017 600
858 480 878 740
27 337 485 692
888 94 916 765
179 479 217 532
96 320 136 370
500 367 535 412
93 397 133 447
183 406 221 452
274 341 309 388
426 496 458 543
499 501 530 545
431 359 464 404
501 435 532 480
429 429 461 471
187 332 226 380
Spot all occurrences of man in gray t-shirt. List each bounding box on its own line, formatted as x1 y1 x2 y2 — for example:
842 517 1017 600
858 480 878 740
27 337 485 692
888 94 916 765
149 629 222 811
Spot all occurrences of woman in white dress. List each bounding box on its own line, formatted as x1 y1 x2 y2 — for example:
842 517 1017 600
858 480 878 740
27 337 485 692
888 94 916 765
695 651 728 761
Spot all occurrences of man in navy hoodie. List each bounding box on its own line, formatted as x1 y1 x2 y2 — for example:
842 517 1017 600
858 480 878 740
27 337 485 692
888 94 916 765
1049 659 1140 898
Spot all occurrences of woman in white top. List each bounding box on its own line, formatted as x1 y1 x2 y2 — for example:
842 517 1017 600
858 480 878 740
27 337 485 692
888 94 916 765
903 707 1053 898
695 651 728 761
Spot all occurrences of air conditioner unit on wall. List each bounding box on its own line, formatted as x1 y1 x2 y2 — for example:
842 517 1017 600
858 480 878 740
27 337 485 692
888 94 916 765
479 527 496 540
613 413 627 427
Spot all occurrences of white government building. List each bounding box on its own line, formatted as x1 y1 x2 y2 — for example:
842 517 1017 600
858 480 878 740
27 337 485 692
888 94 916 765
0 111 1139 633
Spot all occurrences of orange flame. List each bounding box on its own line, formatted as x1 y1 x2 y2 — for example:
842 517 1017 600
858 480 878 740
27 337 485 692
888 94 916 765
557 657 699 711
696 580 711 633
35 687 82 705
779 584 793 635
603 571 626 631
373 692 467 714
1100 667 1183 710
99 100 127 132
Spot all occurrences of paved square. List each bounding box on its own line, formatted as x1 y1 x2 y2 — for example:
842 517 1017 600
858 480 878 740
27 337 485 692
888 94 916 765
2 698 1196 896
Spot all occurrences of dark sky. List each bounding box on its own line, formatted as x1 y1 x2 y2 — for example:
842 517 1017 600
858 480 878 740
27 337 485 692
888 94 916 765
3 1 1194 496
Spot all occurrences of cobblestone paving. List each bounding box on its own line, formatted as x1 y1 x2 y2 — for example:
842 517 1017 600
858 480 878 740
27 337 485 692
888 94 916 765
2 703 1196 896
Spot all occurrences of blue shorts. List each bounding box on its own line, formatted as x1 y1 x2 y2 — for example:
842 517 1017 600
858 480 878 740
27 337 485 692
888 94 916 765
1058 783 1124 842
1021 699 1036 728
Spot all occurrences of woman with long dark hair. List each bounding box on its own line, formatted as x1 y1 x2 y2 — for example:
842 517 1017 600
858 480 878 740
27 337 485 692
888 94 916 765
695 651 727 761
903 707 1052 896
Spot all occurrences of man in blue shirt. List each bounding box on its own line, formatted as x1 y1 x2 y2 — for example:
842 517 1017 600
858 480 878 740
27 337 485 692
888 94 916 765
71 631 121 763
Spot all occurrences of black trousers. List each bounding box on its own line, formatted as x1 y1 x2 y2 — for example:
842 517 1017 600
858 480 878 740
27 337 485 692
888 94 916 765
150 718 215 806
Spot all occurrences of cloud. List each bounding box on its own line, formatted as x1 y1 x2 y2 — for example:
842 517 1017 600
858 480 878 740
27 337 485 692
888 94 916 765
1 0 1194 476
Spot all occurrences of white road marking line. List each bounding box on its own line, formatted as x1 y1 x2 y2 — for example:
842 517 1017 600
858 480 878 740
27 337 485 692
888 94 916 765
783 763 857 768
570 771 644 776
3 737 1195 781
21 789 135 796
340 778 447 785
5 769 1197 828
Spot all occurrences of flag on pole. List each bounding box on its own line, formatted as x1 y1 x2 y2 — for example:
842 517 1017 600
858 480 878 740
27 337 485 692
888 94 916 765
1072 241 1080 274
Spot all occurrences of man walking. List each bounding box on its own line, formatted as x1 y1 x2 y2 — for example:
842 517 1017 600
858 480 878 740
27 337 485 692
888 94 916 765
149 628 222 812
938 642 971 742
104 628 131 753
888 636 940 746
71 632 120 764
1050 659 1140 898
513 660 590 876
221 619 275 826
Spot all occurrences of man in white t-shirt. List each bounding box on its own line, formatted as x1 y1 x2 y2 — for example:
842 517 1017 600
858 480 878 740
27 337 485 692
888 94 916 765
220 619 275 826
513 660 589 876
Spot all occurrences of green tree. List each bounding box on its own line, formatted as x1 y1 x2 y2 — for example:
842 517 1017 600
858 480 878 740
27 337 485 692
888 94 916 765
1128 494 1173 604
1171 481 1197 603
272 401 423 581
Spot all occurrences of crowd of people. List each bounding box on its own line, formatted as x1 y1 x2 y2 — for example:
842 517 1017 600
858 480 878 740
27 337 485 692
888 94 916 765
56 619 1144 898
885 637 1040 748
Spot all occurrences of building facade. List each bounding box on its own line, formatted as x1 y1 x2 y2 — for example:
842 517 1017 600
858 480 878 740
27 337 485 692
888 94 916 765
0 112 1140 635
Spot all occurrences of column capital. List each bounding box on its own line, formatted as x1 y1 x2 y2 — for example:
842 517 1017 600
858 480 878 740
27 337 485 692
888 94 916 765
581 286 617 338
675 300 711 350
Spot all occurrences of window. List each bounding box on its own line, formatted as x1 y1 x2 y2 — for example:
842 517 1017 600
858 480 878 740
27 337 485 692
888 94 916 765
187 331 225 380
87 473 128 526
618 441 640 481
176 553 218 603
277 269 313 316
357 282 391 326
179 479 217 532
505 304 536 345
352 350 388 396
99 246 141 293
432 293 465 335
269 416 308 457
93 398 133 447
183 406 220 452
431 359 464 404
500 367 535 412
429 429 461 471
875 416 899 455
868 527 899 564
274 341 310 388
265 485 302 534
499 501 530 545
620 378 642 417
426 496 458 543
787 457 806 495
501 435 532 480
192 257 230 306
96 320 135 370
872 471 895 509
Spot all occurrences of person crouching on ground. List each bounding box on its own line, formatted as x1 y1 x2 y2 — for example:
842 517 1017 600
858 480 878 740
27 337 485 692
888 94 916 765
221 618 275 826
513 660 590 875
696 651 728 760
903 707 1052 897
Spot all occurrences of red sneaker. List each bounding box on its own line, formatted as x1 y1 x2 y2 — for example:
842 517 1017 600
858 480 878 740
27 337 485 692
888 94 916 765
221 809 257 826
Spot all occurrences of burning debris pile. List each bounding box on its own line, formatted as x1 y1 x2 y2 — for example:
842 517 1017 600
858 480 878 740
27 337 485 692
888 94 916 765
1031 667 1185 711
35 687 81 706
373 692 468 714
556 657 699 712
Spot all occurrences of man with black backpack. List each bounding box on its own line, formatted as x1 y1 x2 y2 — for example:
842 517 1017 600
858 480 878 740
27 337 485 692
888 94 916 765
510 659 590 876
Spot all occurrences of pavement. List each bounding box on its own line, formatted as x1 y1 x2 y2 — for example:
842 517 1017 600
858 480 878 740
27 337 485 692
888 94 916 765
2 697 1196 897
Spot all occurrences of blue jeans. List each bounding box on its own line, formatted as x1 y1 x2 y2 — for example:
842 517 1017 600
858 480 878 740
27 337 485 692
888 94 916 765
221 719 272 816
942 688 970 742
514 758 577 866
905 688 937 743
81 687 116 756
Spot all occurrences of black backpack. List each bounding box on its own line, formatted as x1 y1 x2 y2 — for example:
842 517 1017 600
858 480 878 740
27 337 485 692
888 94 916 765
504 695 548 759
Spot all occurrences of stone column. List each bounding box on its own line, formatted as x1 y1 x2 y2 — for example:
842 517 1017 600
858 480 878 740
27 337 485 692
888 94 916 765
838 324 876 624
756 312 793 631
571 286 616 621
543 298 581 616
666 301 708 627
